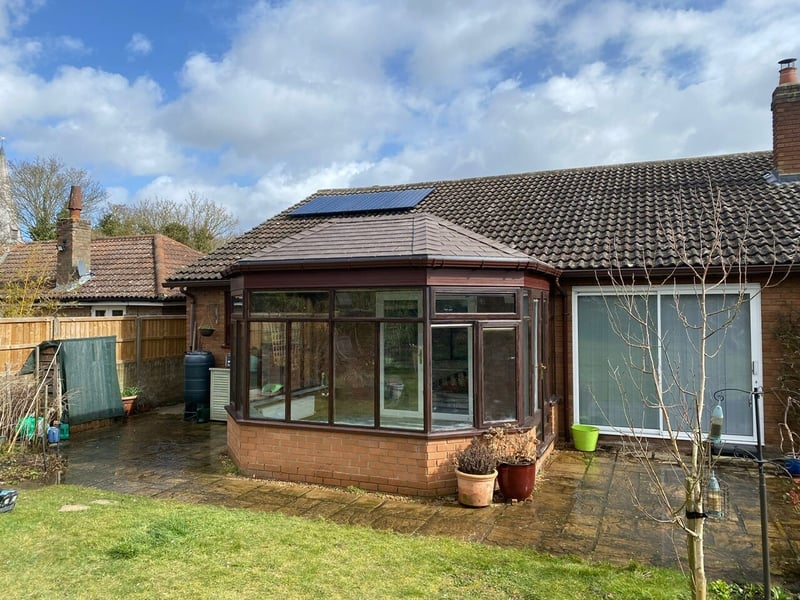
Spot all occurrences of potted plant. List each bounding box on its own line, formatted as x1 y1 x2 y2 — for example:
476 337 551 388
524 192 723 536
453 436 497 507
121 386 142 417
778 395 800 476
198 324 215 337
487 425 539 501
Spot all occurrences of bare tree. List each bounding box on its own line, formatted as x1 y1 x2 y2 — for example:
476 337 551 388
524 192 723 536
582 184 788 600
10 156 108 240
0 244 60 317
97 191 238 252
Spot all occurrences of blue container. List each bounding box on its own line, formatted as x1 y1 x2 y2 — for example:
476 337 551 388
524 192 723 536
59 423 70 440
47 426 59 444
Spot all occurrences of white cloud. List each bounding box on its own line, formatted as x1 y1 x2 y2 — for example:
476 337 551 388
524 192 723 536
1 0 799 233
126 33 152 58
0 0 44 39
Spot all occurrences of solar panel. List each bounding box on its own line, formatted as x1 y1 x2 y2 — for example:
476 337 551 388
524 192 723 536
290 188 433 216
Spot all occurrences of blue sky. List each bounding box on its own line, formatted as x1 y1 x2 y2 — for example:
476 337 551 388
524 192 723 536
0 0 797 233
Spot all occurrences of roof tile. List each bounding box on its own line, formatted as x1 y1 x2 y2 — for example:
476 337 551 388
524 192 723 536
169 151 800 282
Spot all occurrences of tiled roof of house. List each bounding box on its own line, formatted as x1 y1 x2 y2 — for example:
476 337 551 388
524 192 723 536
168 151 800 284
238 213 557 272
0 234 204 301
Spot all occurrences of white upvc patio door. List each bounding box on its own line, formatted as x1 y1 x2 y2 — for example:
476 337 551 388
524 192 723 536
573 285 762 443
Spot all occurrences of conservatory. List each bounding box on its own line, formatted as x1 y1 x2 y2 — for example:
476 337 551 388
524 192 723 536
223 213 558 495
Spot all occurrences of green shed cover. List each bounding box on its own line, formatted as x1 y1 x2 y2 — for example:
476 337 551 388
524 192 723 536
22 336 123 425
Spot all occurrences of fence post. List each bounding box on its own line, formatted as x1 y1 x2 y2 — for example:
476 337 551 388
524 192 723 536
135 316 142 383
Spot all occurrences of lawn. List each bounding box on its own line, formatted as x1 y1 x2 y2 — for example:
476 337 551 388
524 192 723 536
1 485 691 599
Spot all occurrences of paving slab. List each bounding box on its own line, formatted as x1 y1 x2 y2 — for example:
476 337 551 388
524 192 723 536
53 406 800 592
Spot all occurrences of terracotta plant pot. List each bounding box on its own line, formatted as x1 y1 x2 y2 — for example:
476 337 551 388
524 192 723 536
122 396 136 416
496 462 536 501
455 469 497 507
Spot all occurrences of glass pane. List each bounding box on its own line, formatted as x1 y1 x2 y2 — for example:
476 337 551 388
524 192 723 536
335 290 376 317
576 295 660 429
250 291 328 317
483 327 517 422
380 322 423 430
432 326 473 430
290 322 329 423
248 322 288 420
477 294 515 313
378 290 422 318
435 293 515 314
661 294 752 437
334 322 376 426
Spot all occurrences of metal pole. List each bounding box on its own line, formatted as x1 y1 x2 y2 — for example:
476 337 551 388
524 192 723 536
753 387 771 598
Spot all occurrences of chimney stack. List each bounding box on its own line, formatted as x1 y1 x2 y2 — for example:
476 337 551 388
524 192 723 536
67 185 82 220
56 185 92 286
772 57 800 177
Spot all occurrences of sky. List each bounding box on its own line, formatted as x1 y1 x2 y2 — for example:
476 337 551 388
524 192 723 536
0 0 798 235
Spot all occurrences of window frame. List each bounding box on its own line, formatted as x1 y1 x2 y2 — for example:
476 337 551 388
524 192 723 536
572 284 763 443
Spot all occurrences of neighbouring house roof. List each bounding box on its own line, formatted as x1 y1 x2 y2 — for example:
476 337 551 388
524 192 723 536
235 213 558 274
0 234 204 302
168 151 800 285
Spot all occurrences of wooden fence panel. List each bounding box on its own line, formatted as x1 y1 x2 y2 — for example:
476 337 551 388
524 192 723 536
0 316 187 373
140 317 186 359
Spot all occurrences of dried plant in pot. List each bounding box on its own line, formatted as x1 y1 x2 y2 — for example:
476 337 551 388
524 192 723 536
487 424 539 502
453 436 497 507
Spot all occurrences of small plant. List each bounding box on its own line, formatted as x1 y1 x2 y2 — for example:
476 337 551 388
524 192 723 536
453 436 496 475
122 386 142 397
708 580 796 599
486 424 538 465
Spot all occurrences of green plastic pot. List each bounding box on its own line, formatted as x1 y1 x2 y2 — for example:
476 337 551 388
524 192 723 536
572 424 600 452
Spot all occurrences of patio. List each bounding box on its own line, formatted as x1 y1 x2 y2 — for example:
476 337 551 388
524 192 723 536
53 406 800 592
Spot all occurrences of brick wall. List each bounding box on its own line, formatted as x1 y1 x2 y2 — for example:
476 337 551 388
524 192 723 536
190 287 228 367
772 82 800 175
228 417 475 496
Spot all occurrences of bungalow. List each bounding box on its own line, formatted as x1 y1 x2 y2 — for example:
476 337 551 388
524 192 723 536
0 186 204 317
167 59 800 496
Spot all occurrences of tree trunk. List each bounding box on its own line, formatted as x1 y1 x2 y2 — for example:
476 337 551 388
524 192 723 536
686 477 707 600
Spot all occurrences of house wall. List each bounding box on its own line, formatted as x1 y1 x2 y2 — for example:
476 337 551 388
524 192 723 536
554 274 800 450
189 286 229 367
57 303 187 317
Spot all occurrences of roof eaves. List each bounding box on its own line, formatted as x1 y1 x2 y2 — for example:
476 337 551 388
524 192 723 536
228 254 560 276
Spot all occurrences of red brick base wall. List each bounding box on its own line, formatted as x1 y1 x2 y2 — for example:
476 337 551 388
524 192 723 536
227 417 480 496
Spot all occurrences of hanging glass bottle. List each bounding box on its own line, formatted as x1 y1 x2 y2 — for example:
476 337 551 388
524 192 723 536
706 470 723 518
709 401 724 444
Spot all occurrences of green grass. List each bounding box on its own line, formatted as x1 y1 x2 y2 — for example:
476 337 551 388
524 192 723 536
1 485 691 599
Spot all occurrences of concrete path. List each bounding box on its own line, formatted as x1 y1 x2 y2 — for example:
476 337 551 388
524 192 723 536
55 406 799 591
